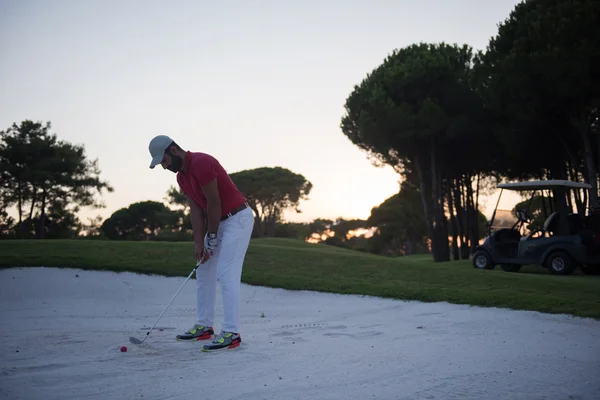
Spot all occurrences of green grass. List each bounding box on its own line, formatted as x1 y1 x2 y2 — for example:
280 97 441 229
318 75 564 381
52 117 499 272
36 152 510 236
1 238 600 319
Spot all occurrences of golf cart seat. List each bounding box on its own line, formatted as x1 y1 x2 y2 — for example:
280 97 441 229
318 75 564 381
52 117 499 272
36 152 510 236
544 212 560 235
523 211 561 239
493 228 521 257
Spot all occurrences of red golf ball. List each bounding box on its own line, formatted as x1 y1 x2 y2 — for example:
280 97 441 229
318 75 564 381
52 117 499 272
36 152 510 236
120 346 127 352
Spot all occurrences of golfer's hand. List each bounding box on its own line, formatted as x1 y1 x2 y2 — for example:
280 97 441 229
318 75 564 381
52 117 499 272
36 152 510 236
200 249 212 264
204 232 218 256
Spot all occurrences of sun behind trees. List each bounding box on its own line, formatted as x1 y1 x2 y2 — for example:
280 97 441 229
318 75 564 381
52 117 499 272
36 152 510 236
340 42 496 262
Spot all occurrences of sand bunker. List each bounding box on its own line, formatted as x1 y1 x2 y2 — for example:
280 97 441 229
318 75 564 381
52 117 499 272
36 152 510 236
1 267 599 400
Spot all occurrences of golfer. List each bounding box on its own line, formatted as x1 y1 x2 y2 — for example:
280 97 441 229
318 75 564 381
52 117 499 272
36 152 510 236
148 135 254 351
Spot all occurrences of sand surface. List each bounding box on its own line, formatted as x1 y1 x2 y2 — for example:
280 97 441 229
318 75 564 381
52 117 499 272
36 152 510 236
1 267 599 400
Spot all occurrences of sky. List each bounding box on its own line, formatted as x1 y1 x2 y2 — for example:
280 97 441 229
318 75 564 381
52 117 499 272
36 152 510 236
0 0 523 225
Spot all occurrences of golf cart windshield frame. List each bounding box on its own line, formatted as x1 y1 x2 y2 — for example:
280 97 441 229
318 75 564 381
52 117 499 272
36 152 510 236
488 180 593 236
496 180 593 191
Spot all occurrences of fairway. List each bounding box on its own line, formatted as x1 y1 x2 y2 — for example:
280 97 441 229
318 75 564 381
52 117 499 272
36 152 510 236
1 238 599 319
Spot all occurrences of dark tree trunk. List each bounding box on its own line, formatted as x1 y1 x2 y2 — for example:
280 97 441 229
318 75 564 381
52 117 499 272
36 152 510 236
429 142 441 261
565 161 575 212
414 154 435 256
28 187 37 223
38 187 47 239
447 177 460 261
595 108 600 186
439 174 450 261
250 203 263 237
580 117 598 206
541 191 550 219
568 161 585 214
405 237 415 255
17 181 23 238
265 207 279 237
465 174 478 254
463 176 470 250
462 178 471 251
430 137 449 262
473 174 481 247
551 164 570 214
441 200 450 261
453 176 469 259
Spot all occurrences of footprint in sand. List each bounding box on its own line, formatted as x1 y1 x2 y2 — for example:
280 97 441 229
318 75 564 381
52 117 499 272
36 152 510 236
272 323 385 341
323 332 355 338
323 327 384 339
272 331 296 337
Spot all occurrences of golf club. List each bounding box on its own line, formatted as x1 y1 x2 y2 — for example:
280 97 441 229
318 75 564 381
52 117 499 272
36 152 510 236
129 261 199 345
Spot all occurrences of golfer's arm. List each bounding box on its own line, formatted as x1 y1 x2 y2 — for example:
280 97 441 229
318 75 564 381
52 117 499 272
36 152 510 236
201 179 221 234
187 196 206 243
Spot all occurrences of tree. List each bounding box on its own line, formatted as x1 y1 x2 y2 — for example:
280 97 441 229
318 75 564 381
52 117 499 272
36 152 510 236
100 200 179 240
474 0 600 201
367 182 428 255
306 218 334 242
100 208 137 240
164 185 191 231
36 198 82 239
340 42 491 262
0 120 113 238
0 209 14 238
165 185 188 213
328 218 368 242
274 222 311 240
304 217 370 252
81 215 104 238
229 167 312 237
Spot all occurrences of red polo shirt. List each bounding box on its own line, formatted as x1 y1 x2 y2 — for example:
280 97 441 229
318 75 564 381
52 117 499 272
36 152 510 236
176 151 247 216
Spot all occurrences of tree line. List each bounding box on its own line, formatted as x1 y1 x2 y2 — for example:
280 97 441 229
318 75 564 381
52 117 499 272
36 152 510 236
0 120 440 256
0 116 485 258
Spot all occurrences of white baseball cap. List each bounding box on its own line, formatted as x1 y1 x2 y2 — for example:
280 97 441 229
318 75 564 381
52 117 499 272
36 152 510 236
148 135 174 169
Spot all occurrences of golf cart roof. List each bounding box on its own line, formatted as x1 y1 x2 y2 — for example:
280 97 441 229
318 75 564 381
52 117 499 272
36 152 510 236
497 179 593 191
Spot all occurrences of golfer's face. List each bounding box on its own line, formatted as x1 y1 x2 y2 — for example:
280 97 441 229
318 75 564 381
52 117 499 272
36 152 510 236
160 153 171 169
160 151 181 173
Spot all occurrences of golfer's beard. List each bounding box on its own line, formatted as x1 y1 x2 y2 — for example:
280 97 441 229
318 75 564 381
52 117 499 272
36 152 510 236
167 155 183 173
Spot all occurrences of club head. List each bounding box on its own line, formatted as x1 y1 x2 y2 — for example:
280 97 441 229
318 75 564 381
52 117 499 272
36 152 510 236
129 336 143 345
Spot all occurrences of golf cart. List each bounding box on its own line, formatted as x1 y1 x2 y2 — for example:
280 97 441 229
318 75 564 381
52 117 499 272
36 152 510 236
472 179 600 275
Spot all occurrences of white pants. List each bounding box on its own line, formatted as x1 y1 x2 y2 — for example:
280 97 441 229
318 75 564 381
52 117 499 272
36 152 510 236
195 206 254 333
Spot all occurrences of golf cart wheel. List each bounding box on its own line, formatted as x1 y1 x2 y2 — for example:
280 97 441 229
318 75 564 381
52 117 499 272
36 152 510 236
500 264 521 272
472 250 494 270
544 251 576 275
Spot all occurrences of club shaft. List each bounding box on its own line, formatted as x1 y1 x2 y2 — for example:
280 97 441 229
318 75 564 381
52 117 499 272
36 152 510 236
140 266 197 342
